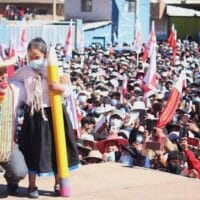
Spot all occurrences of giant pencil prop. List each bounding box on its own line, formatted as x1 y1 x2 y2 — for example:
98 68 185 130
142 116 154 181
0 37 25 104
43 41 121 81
47 47 70 196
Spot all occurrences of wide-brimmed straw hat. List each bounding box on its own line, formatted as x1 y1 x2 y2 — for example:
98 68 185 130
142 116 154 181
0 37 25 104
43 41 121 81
83 150 103 162
96 135 128 153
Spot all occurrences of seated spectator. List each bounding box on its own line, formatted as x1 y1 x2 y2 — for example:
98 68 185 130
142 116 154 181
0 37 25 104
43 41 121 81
96 135 128 162
79 133 96 150
119 144 146 167
165 150 186 175
83 150 104 164
180 138 200 178
76 141 90 165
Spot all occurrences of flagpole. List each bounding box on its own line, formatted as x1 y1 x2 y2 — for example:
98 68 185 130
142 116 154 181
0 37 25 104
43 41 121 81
136 52 139 67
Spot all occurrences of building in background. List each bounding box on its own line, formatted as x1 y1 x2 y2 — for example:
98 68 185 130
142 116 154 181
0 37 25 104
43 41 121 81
64 0 111 22
151 0 200 41
65 0 150 47
0 0 64 20
0 0 199 47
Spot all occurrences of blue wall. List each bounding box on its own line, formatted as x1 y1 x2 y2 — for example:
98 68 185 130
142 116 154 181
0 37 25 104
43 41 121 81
112 0 150 45
112 0 135 45
139 0 150 43
84 24 112 49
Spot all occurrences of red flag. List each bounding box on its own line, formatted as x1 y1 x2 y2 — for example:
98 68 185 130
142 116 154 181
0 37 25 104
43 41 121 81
20 28 27 48
17 26 27 66
7 38 15 78
157 70 185 128
142 42 158 98
168 24 177 65
120 73 128 103
19 27 27 55
64 20 73 58
109 43 114 55
142 21 156 62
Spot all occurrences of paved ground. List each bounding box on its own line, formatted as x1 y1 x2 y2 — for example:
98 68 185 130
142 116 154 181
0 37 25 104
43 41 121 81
1 163 200 200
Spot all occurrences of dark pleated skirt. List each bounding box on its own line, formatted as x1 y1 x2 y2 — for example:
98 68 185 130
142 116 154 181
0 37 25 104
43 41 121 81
19 105 79 176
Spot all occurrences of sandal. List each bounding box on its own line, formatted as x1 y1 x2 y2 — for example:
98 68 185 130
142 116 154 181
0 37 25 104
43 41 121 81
27 187 39 198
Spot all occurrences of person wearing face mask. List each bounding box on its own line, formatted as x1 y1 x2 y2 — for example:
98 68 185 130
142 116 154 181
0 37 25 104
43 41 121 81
96 135 128 162
111 98 119 107
108 110 125 136
10 37 79 198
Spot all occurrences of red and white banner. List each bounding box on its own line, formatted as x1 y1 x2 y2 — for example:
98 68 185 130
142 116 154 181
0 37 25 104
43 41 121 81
157 70 185 128
142 42 158 98
142 21 156 62
64 20 73 58
20 27 27 49
109 43 114 55
168 24 177 65
7 38 15 78
120 73 128 103
133 22 142 54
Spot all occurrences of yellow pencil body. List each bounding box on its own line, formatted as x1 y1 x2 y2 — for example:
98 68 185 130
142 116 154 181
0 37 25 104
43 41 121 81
48 47 70 196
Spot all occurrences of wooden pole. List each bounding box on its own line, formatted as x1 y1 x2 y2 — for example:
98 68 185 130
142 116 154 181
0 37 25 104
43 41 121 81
53 0 57 21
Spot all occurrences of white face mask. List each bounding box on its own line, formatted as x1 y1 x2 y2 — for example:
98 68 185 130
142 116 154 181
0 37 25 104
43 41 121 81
110 118 122 129
106 151 115 162
29 58 45 70
111 99 119 106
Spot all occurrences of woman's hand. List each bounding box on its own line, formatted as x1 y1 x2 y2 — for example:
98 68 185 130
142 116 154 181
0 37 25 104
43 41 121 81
48 82 65 94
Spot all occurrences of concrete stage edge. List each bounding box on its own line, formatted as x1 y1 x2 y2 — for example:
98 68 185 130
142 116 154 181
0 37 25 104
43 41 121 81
1 163 200 200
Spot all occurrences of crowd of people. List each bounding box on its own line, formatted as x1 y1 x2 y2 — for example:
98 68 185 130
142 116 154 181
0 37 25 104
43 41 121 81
59 39 200 175
0 36 199 198
3 4 31 21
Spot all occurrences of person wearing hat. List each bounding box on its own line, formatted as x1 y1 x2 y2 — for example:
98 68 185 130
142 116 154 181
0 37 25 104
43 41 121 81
79 133 96 150
108 110 126 135
83 150 104 164
96 135 128 162
92 101 115 141
76 142 91 165
0 57 28 196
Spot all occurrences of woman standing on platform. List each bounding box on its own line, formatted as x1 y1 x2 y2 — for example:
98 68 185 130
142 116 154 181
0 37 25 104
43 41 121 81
10 37 79 198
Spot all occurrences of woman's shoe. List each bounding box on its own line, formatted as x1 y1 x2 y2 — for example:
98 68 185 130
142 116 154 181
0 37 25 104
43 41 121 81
7 183 19 196
27 187 39 198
